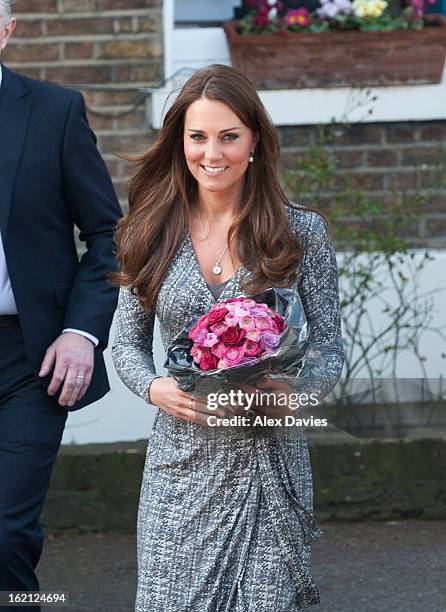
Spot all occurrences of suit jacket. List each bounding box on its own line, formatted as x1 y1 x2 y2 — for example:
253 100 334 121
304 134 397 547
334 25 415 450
0 65 122 411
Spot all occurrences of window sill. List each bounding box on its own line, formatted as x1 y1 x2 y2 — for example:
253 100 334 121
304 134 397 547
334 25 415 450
147 79 446 130
148 25 446 129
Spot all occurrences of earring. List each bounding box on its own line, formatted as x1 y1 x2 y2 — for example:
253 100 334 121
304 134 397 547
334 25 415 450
249 151 255 163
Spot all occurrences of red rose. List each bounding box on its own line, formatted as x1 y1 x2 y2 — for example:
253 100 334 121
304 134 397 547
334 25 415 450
272 313 286 332
190 315 210 333
207 307 228 324
243 339 261 356
253 14 269 25
220 327 246 346
200 349 218 371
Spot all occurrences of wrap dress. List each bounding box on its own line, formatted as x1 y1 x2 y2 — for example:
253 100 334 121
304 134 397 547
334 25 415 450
112 205 344 611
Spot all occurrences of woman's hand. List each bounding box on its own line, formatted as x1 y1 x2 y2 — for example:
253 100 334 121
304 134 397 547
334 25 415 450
148 377 224 426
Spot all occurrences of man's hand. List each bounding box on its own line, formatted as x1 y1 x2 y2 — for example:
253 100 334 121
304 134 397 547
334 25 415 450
38 332 95 407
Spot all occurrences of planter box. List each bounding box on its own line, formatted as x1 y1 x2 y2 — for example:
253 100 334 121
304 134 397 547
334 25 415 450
223 16 446 89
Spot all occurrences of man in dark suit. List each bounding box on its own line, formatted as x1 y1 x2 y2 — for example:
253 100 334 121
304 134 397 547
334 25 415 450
0 3 122 606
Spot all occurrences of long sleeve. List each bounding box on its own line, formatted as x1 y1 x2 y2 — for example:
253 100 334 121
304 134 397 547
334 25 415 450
293 211 344 401
111 286 160 403
61 91 122 348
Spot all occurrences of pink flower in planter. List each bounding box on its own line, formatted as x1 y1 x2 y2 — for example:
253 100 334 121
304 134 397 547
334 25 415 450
253 12 270 26
284 8 311 26
258 1 268 15
410 0 435 19
410 0 423 18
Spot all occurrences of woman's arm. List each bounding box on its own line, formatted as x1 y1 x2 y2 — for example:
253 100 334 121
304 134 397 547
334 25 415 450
111 286 210 422
111 286 161 403
294 211 344 401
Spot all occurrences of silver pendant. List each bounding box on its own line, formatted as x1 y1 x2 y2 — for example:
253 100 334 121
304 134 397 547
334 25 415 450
213 264 222 275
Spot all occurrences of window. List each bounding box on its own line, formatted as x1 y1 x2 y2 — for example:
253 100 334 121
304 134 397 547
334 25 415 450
174 0 242 27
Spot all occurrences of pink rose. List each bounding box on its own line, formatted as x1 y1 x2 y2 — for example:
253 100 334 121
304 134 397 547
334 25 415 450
188 324 199 341
196 313 209 327
246 330 261 342
203 332 219 347
243 339 261 357
207 307 228 324
200 350 218 371
222 346 245 367
211 342 226 358
191 345 203 364
234 306 251 318
255 315 272 331
224 312 238 327
239 315 256 331
242 299 256 308
210 321 228 336
220 327 246 346
189 315 211 341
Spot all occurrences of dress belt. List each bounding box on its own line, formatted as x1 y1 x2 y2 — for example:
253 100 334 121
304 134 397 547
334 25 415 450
0 314 19 327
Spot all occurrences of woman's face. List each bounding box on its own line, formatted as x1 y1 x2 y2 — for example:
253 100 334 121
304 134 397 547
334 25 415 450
183 98 258 198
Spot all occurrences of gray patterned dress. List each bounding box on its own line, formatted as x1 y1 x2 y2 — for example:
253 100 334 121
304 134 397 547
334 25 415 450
112 205 344 612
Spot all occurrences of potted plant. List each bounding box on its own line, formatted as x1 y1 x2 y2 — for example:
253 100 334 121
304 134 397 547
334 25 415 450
223 0 446 88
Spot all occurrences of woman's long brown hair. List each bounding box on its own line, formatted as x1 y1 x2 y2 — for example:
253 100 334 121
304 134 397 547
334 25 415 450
113 64 310 313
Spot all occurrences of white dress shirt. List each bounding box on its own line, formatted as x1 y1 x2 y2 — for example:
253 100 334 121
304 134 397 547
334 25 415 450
0 65 98 346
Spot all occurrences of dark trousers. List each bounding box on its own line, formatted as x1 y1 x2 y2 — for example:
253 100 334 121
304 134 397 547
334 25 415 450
0 320 67 611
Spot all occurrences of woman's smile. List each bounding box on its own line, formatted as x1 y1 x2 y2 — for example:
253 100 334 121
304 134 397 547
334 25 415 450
200 164 229 176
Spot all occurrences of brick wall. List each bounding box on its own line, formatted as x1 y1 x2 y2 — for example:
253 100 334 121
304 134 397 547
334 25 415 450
4 0 163 212
279 122 446 249
3 3 445 249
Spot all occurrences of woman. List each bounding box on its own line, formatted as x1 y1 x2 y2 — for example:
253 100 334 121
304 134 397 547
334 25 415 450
112 64 344 611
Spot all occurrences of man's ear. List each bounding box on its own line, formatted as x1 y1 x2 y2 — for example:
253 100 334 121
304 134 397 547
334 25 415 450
1 17 17 51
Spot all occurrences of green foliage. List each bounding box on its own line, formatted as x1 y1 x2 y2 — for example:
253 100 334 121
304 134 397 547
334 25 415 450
238 5 421 34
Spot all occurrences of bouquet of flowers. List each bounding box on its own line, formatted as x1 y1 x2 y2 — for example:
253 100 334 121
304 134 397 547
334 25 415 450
237 0 437 34
188 296 287 371
164 288 309 397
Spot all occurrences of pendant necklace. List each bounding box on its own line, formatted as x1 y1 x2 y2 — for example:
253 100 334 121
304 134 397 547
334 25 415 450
197 207 229 276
